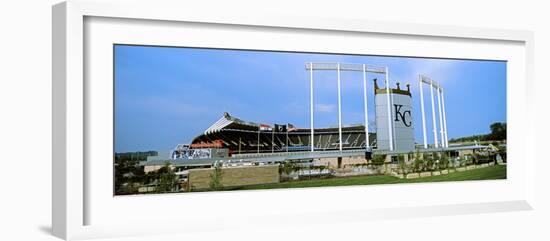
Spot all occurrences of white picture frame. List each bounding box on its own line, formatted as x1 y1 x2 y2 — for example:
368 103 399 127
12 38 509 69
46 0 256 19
53 1 535 240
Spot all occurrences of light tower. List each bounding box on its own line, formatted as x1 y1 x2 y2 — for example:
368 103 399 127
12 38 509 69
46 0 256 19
418 75 449 148
305 62 388 151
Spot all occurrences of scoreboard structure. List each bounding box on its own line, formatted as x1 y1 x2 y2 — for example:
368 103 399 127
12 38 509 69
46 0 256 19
305 62 448 153
374 81 415 151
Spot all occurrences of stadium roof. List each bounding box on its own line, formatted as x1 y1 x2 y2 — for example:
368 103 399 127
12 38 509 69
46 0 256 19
204 112 260 134
203 112 367 134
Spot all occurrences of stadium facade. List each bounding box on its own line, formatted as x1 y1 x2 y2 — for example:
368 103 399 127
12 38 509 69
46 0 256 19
142 62 472 169
162 77 419 165
181 77 414 157
186 112 376 155
128 61 508 194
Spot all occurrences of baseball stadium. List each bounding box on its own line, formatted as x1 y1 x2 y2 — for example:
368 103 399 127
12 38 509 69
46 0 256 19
118 62 506 194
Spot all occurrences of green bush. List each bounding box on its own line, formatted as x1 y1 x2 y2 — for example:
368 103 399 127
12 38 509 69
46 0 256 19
439 153 450 170
156 162 179 193
209 162 224 191
412 151 425 173
371 154 386 167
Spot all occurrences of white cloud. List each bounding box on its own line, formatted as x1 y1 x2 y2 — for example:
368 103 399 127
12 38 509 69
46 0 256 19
316 103 336 113
127 95 216 117
406 58 461 84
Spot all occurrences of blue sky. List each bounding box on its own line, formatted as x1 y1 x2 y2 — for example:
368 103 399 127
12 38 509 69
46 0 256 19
114 45 506 153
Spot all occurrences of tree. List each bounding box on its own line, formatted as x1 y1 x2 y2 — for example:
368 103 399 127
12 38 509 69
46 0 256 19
371 154 385 167
461 155 472 167
489 122 506 141
114 151 155 194
425 152 435 172
497 145 507 163
281 161 296 176
398 155 409 175
155 162 179 193
439 152 450 170
318 165 326 173
209 161 224 191
411 150 423 173
448 122 507 143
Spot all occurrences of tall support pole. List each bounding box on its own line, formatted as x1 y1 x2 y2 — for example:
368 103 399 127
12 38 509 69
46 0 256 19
286 127 289 152
362 64 370 149
337 63 343 151
271 128 274 153
441 90 449 148
257 128 260 153
429 80 439 148
437 87 444 148
309 62 314 152
391 83 396 149
385 67 394 151
419 76 428 149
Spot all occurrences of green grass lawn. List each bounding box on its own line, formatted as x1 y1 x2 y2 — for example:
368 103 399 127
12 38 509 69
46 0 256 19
226 165 506 191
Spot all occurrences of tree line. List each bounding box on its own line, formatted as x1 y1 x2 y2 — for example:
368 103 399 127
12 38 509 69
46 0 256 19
449 122 506 143
115 151 179 195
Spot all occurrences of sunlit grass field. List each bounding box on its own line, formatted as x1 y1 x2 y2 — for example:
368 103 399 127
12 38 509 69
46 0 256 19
226 165 506 191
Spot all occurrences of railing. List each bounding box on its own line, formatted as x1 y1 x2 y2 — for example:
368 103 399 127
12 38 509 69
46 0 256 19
232 149 366 158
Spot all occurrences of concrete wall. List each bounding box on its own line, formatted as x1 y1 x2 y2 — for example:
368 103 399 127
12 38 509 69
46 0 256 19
314 156 368 168
458 149 474 157
188 165 280 190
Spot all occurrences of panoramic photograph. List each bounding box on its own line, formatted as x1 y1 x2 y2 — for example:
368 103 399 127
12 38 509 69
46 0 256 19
113 44 507 195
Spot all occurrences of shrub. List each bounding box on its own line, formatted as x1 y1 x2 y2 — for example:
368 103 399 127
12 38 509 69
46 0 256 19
439 152 450 170
371 154 386 167
412 151 425 173
156 162 179 193
209 162 224 191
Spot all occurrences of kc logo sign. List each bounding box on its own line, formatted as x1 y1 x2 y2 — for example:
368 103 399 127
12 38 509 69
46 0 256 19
394 104 412 127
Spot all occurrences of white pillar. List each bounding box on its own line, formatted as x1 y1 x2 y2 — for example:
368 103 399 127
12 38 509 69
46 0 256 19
419 76 428 149
441 90 449 147
430 80 439 148
337 63 343 151
390 83 396 149
286 128 289 152
362 64 370 149
309 62 314 152
437 87 445 148
385 67 393 151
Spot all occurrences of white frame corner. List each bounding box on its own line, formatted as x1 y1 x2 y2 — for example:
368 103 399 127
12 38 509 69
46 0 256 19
52 1 536 240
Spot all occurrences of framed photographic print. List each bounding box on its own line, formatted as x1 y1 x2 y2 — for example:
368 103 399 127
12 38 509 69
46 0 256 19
113 45 510 194
53 0 535 240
